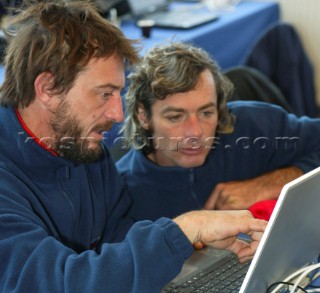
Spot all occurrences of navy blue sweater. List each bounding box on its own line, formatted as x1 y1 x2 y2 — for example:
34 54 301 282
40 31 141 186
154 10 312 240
117 101 320 221
0 106 193 292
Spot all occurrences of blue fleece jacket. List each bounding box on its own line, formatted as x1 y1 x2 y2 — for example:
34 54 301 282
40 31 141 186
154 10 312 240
116 101 320 221
0 106 193 293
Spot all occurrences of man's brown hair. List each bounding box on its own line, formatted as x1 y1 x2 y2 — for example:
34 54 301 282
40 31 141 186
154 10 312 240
0 0 140 108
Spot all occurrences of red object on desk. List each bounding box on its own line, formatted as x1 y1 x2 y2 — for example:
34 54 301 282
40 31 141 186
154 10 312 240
248 199 277 221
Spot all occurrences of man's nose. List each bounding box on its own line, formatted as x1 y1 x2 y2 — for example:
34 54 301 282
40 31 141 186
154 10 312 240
185 116 204 137
103 95 124 123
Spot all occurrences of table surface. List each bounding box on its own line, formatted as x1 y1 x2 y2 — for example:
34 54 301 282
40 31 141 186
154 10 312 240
120 0 280 69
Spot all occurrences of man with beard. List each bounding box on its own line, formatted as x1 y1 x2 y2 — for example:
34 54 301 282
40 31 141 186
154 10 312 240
116 42 320 221
0 1 267 292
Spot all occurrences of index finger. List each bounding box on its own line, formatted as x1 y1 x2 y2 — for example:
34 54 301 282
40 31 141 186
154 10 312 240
247 218 268 234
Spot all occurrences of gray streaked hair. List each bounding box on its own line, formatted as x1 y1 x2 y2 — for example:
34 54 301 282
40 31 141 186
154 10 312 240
123 41 235 154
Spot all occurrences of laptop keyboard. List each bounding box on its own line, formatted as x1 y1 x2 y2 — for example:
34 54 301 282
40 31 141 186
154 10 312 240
162 254 250 293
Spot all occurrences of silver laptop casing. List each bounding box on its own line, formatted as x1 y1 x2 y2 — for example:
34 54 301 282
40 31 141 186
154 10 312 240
164 167 320 292
241 166 320 292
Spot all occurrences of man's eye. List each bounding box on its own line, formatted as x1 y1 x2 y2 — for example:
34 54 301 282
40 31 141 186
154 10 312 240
102 92 113 99
201 111 215 118
166 115 182 122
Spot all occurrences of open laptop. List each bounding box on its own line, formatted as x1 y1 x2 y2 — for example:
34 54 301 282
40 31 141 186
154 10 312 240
126 0 219 29
162 166 320 292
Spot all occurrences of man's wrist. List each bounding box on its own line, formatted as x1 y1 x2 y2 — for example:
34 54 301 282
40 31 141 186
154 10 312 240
156 217 194 259
173 211 201 244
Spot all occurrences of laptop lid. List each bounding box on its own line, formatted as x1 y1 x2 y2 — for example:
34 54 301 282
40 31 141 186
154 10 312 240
240 166 320 292
163 166 320 292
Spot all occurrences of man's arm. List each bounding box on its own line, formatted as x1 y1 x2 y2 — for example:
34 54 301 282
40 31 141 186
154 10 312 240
0 185 266 292
204 166 303 210
206 102 320 212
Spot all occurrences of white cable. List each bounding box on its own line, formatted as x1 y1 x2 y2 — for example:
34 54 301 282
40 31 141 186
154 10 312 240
270 263 320 293
290 263 320 293
311 272 320 282
270 265 315 293
307 269 320 293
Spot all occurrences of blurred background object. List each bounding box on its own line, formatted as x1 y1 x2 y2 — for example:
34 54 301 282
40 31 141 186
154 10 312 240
243 22 318 118
203 0 241 11
94 0 130 18
136 19 155 38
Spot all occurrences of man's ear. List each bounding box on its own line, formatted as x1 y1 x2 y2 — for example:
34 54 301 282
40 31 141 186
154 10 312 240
137 104 149 130
34 72 55 107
